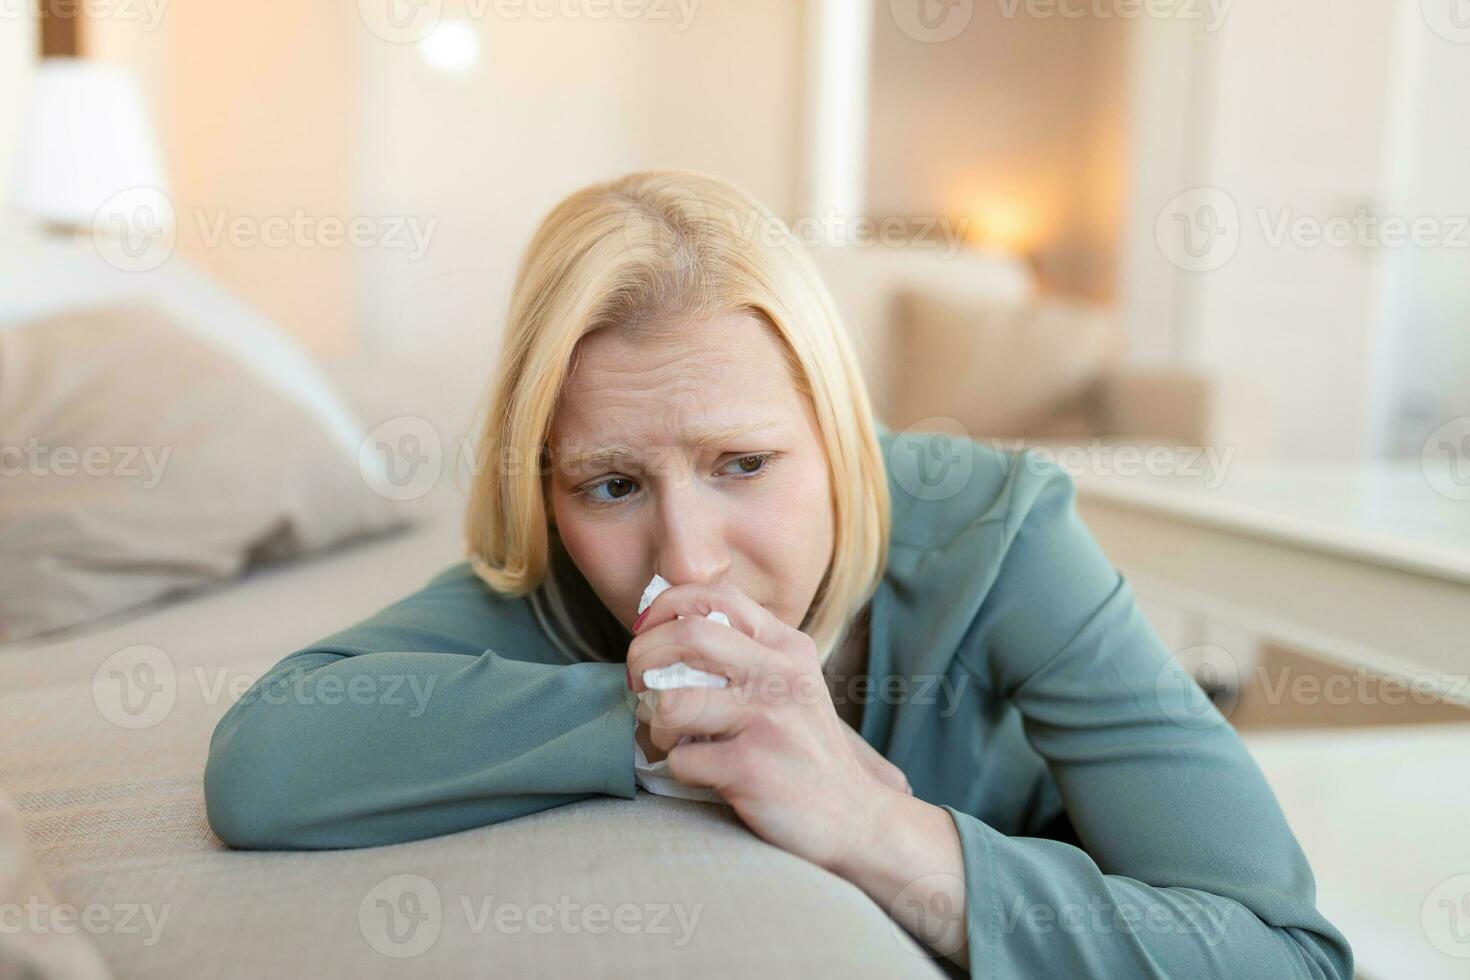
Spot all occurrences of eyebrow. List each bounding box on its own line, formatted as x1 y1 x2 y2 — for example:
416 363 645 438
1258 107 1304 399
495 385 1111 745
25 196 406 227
554 421 781 471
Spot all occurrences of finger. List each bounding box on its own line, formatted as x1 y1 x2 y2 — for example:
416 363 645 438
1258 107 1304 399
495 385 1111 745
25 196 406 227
648 686 750 752
634 580 798 654
663 737 732 791
627 614 773 694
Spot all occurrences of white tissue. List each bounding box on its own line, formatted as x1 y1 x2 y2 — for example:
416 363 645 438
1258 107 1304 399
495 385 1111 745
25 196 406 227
642 662 727 689
636 574 731 692
632 574 731 805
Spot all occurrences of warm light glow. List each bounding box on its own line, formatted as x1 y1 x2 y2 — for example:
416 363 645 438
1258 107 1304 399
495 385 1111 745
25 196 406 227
964 200 1040 256
418 20 480 75
949 174 1062 258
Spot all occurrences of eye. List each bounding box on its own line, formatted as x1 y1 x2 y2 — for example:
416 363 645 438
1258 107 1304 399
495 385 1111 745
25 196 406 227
720 452 777 478
582 476 639 505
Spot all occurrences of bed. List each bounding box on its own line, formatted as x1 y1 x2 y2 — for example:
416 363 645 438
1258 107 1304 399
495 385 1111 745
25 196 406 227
0 483 955 978
0 233 957 978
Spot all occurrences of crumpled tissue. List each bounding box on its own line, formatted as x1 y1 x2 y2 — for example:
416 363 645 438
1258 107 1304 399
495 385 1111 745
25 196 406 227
632 574 731 805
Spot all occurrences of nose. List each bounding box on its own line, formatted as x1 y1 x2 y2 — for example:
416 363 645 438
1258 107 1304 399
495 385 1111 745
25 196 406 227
652 484 730 588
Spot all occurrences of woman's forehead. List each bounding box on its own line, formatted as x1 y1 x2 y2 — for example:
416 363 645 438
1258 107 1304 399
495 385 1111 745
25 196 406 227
569 312 780 376
559 319 801 412
548 311 814 464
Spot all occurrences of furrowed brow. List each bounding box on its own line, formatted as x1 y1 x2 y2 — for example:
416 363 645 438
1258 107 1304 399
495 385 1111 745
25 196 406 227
556 444 639 471
555 421 779 471
686 421 780 450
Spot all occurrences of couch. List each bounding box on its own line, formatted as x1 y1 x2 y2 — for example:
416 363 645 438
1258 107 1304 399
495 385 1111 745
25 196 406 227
809 243 1213 448
0 483 956 979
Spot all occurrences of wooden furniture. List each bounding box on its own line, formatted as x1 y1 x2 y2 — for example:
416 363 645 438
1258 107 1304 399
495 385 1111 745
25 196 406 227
1074 458 1470 706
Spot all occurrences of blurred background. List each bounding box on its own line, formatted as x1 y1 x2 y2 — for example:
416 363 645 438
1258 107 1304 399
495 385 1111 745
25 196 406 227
3 0 1467 459
2 2 1468 978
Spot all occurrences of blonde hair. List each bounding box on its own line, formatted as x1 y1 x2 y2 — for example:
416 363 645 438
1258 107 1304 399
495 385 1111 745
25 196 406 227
463 170 890 667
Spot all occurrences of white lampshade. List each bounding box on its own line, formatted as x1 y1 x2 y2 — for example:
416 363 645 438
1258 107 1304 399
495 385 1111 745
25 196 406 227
8 59 170 227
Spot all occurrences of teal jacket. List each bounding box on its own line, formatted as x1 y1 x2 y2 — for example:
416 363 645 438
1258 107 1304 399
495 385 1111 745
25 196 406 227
205 425 1353 979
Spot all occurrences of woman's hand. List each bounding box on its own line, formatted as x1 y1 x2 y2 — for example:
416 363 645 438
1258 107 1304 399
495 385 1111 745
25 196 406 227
626 581 909 872
635 714 909 793
841 723 911 796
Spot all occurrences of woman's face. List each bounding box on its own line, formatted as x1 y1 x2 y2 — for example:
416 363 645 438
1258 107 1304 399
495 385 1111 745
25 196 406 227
546 311 835 636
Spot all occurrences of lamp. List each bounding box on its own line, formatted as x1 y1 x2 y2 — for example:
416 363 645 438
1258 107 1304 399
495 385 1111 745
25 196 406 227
8 59 170 233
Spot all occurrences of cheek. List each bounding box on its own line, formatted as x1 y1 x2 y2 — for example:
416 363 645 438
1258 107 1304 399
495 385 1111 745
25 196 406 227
740 459 834 578
551 499 641 615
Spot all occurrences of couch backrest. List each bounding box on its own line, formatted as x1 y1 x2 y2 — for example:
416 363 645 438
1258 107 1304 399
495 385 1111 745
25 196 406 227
806 243 1036 417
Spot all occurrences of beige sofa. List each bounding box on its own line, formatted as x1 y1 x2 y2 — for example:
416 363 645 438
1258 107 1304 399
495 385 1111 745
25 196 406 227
0 488 953 979
810 243 1213 448
2 242 1202 979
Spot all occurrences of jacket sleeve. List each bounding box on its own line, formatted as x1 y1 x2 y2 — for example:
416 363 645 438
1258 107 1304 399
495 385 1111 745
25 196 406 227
203 563 637 850
944 454 1354 979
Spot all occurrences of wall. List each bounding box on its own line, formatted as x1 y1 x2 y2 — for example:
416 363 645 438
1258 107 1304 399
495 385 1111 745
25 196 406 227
1197 0 1396 460
85 0 801 375
1120 0 1401 460
863 2 1129 301
0 8 36 212
91 2 357 353
1368 0 1470 457
1116 15 1210 367
352 0 804 409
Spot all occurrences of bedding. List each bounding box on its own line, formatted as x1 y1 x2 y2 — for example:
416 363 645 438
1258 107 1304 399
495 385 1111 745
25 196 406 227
0 303 402 642
0 488 949 978
0 231 367 456
0 787 111 979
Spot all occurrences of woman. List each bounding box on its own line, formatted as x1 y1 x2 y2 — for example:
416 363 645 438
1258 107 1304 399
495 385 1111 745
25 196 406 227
204 170 1353 978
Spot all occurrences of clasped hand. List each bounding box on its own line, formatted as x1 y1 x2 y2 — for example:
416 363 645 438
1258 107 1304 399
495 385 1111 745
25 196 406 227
626 581 911 872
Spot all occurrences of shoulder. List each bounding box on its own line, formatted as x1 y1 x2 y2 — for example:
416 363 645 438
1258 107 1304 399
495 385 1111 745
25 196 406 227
407 561 529 616
876 421 1080 556
871 423 1102 680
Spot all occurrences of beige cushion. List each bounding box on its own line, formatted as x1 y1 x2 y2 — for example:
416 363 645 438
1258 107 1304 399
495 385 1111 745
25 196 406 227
888 289 1124 439
2 664 948 977
0 789 111 980
0 304 401 642
808 243 1037 419
1098 369 1215 444
0 498 949 978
